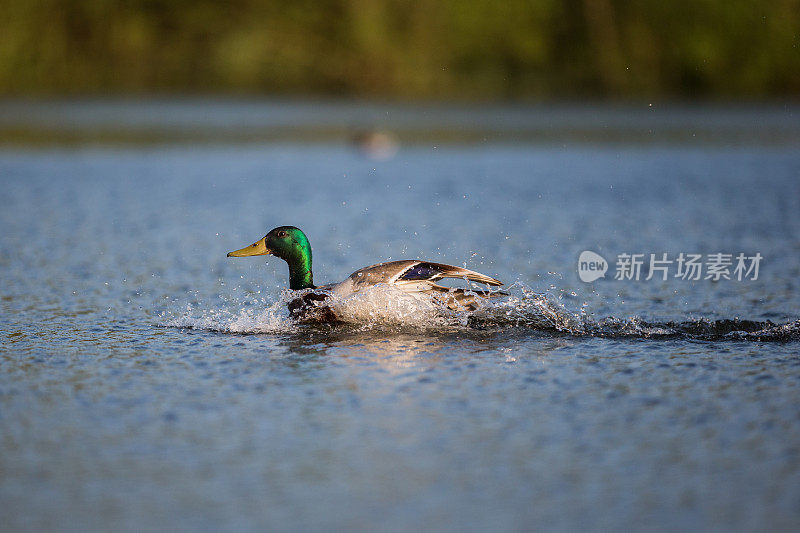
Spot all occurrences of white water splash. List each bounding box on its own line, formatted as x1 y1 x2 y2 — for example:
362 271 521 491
327 284 456 329
468 283 584 332
161 297 296 334
160 282 579 334
160 284 799 340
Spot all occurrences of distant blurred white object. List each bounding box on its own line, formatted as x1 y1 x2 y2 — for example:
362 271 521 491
352 129 399 160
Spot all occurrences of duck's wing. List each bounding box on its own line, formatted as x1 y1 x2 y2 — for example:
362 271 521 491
392 261 503 287
392 261 507 311
331 260 503 296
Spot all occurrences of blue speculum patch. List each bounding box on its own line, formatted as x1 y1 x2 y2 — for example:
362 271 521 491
399 263 440 281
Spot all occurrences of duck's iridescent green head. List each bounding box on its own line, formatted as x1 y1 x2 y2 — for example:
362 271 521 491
227 226 314 290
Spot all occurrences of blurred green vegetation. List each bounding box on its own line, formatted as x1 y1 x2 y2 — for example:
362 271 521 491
1 0 798 100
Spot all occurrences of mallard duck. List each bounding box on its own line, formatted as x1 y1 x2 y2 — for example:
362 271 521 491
227 226 505 322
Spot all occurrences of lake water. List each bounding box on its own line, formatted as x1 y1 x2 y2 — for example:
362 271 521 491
1 102 799 531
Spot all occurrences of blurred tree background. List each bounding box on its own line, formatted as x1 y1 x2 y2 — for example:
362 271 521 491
0 0 798 100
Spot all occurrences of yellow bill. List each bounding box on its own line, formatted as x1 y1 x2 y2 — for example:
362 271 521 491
227 237 271 257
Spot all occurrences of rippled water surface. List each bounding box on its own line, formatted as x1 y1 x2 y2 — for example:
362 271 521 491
2 105 800 531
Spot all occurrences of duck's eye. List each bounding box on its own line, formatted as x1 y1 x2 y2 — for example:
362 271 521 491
277 231 287 238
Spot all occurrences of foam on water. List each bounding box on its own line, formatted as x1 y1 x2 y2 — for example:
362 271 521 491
161 283 800 340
